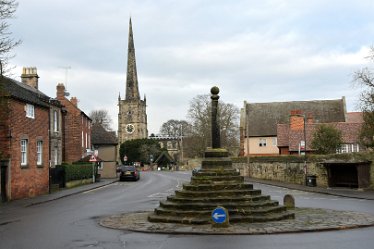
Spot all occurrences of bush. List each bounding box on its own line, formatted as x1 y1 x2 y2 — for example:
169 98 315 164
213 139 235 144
62 163 93 182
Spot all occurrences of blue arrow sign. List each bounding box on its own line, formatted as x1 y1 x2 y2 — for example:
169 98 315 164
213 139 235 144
212 207 227 224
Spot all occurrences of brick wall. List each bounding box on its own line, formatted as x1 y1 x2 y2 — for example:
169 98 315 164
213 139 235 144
0 97 10 159
56 84 91 163
9 99 49 200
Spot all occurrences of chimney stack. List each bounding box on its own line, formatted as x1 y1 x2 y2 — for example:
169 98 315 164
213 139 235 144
289 110 305 131
70 97 78 107
21 67 39 89
56 83 66 99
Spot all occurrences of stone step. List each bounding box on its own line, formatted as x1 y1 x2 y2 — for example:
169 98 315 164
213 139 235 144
183 182 253 191
148 211 295 224
149 207 293 224
158 200 280 211
175 189 262 198
191 175 244 184
155 205 286 217
167 194 271 203
202 158 232 168
193 169 239 177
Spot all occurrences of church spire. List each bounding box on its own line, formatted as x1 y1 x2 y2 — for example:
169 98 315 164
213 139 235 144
125 18 140 100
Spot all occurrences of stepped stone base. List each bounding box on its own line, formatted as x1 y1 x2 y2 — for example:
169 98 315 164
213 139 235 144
148 148 294 224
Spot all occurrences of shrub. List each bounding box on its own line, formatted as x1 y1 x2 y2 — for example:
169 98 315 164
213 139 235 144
62 163 93 182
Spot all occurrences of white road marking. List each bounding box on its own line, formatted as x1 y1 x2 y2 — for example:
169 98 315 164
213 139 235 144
82 184 112 194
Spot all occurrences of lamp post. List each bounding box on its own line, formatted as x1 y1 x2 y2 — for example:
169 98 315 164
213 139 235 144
1 159 9 202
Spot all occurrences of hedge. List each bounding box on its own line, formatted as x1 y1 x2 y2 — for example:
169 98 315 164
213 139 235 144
62 163 93 182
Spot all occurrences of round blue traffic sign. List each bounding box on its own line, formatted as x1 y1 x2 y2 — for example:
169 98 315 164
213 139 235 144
212 207 227 224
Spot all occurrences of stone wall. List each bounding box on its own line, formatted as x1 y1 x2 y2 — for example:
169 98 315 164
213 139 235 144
233 153 374 189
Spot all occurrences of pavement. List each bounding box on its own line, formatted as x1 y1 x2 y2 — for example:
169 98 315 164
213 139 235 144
0 178 118 209
246 177 374 201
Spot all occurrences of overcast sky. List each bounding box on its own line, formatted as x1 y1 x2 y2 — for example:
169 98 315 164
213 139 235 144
9 0 374 134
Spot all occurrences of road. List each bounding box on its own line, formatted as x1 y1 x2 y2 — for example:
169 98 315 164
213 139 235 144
1 171 374 249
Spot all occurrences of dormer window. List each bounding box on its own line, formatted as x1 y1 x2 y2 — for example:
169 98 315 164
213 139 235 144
26 104 35 119
259 138 267 147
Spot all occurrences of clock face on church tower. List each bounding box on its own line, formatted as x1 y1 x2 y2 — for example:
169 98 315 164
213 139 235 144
126 124 135 134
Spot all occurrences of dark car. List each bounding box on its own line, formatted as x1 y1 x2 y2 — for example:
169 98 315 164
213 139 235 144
119 165 140 181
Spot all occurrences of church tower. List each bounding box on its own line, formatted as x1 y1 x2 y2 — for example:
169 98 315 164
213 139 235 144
118 18 148 145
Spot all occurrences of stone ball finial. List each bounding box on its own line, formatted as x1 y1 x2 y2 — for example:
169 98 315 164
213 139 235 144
211 86 219 95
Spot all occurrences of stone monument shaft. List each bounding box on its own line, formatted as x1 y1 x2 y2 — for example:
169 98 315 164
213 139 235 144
211 86 221 149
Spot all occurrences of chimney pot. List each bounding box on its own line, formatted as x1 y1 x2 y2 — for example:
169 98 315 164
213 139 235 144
21 66 39 89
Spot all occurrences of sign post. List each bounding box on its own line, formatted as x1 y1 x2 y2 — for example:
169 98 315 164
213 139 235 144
89 155 97 182
211 206 229 227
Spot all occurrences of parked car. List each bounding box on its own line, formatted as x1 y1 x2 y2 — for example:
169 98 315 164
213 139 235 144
119 165 140 181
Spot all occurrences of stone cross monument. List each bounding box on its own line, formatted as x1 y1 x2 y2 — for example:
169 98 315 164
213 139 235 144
148 86 294 224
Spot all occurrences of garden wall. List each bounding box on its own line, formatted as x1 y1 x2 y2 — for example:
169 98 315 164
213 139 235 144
232 152 374 189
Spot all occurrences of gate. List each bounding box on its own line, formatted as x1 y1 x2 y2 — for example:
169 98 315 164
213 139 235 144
50 165 65 188
1 160 8 202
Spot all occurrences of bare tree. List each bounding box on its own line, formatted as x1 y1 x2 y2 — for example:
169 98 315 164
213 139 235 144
354 46 374 148
159 119 191 137
89 109 113 131
186 94 239 157
0 0 21 75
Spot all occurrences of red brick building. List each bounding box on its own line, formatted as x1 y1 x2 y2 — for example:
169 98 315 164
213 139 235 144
0 74 50 200
56 84 91 163
277 111 364 155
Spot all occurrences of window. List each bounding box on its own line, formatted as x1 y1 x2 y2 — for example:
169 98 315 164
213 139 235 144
350 144 360 153
37 141 43 165
338 144 360 154
82 131 84 147
53 110 59 132
54 149 58 166
21 139 28 166
272 137 277 146
26 104 35 119
259 138 267 147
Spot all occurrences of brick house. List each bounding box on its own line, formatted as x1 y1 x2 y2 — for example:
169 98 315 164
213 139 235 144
277 111 364 155
20 68 64 167
56 83 92 163
0 72 51 200
239 98 347 156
